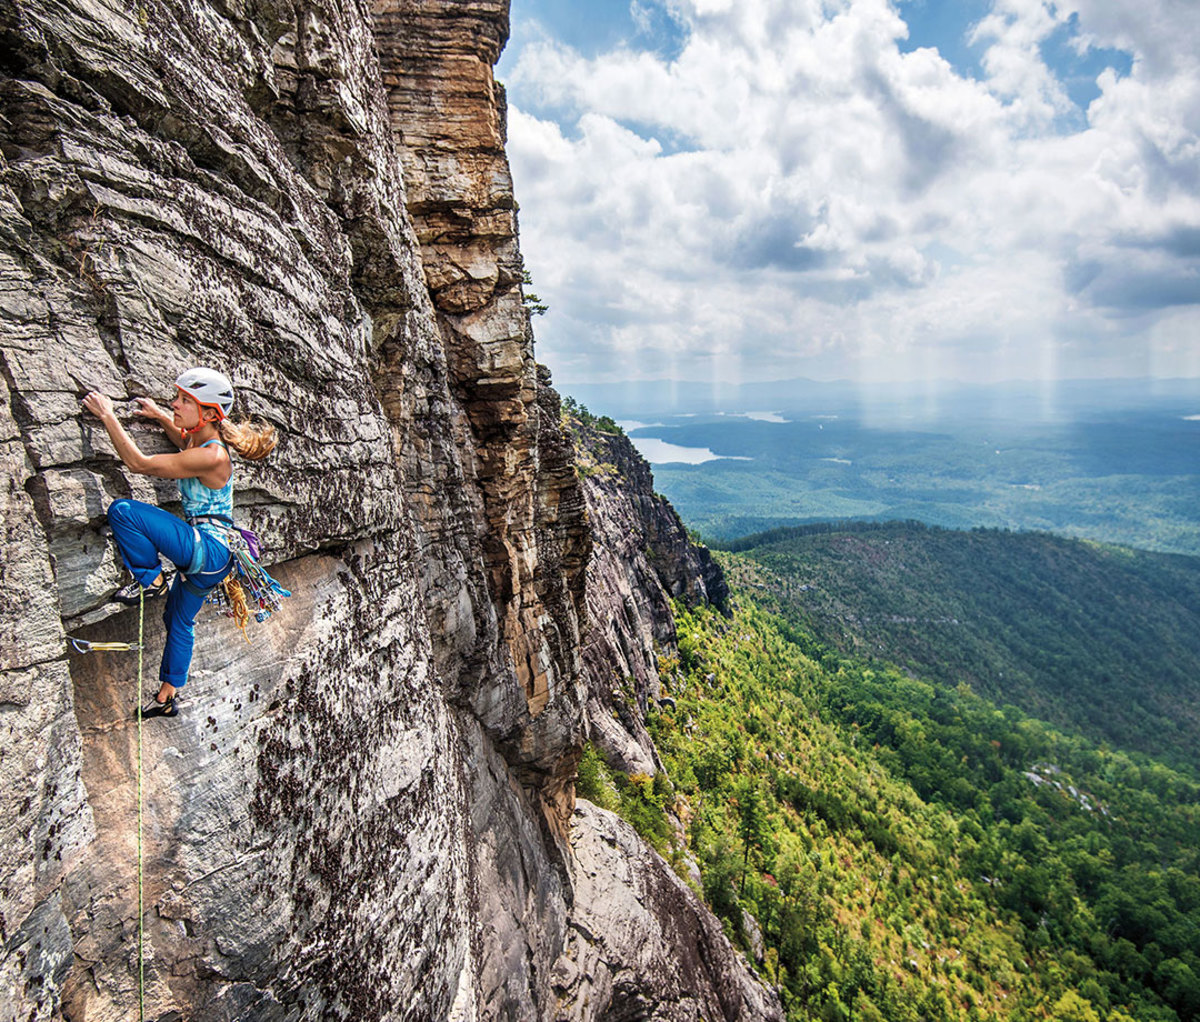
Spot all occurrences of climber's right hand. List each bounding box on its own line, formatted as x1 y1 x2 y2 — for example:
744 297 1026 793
134 397 168 421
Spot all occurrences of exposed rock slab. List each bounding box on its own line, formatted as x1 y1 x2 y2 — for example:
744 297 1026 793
574 419 727 775
554 801 784 1022
0 381 93 1021
61 544 472 1021
0 0 777 1018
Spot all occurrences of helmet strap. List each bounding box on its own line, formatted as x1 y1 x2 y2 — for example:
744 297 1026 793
179 393 222 438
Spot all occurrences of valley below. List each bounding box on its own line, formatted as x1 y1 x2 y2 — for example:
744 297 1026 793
627 527 1200 1021
573 381 1200 557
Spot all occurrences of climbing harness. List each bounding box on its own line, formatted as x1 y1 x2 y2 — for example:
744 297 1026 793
206 525 290 640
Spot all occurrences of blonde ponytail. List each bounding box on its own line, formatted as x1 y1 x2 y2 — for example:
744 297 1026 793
219 417 277 460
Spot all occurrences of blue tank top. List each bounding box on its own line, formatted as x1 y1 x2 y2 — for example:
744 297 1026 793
179 439 234 544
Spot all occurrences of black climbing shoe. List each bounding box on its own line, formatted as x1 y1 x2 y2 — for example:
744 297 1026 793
136 694 178 719
113 573 171 605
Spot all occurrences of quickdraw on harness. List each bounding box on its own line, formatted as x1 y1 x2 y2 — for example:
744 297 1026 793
68 637 144 654
202 520 291 641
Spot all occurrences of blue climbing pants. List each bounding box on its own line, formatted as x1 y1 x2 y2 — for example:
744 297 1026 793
107 499 232 687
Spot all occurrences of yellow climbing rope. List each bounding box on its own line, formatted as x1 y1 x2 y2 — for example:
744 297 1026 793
65 590 149 1017
137 585 145 1022
220 574 252 643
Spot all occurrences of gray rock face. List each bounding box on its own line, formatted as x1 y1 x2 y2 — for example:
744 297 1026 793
0 1 776 1020
553 802 784 1022
574 419 728 776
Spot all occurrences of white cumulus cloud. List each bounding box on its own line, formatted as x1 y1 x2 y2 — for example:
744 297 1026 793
503 0 1200 385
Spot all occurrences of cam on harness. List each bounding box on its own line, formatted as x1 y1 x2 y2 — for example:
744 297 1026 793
186 513 290 640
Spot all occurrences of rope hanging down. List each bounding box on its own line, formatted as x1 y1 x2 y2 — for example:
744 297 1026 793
65 598 147 1018
136 585 145 1022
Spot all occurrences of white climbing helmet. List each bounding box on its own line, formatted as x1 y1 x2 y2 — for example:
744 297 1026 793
175 367 234 421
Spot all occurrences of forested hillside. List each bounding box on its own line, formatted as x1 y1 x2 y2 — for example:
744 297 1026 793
587 572 1200 1021
721 523 1200 772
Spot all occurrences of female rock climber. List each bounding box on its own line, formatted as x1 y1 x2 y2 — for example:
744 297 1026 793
82 367 276 718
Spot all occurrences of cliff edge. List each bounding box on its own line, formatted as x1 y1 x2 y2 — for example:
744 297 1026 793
0 1 780 1019
571 415 727 777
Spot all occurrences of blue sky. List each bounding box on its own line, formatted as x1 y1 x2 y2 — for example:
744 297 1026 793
499 1 688 73
498 0 1199 386
499 1 1134 113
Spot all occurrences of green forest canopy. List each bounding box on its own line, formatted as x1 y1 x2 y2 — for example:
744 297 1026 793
728 522 1200 773
584 534 1200 1021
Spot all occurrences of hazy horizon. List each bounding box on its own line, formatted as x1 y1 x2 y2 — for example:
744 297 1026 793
557 372 1200 422
556 370 1200 388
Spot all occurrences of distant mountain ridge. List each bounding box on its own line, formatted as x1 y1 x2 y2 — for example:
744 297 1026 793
616 399 1200 556
734 522 1200 771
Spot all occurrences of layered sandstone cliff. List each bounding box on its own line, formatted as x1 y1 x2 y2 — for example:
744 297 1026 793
0 1 781 1019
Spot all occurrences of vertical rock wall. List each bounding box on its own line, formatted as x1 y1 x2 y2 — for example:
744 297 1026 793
0 0 779 1019
368 6 591 1010
572 418 728 775
372 0 590 816
0 0 483 1016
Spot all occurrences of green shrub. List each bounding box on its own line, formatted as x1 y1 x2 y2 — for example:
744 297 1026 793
576 742 620 813
615 770 674 855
